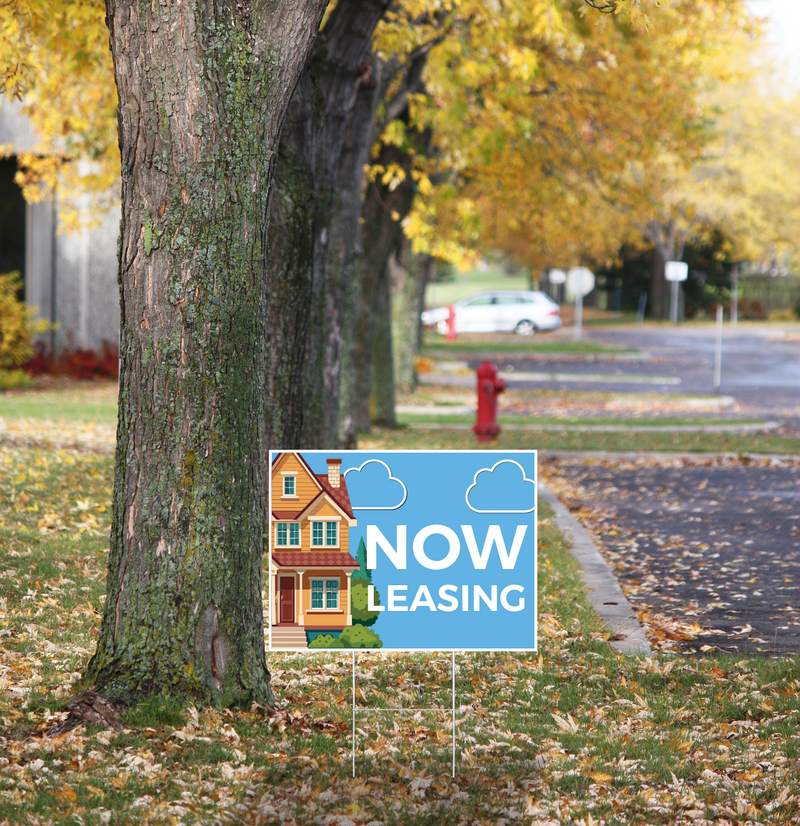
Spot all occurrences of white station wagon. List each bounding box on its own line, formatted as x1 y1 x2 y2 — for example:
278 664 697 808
421 290 562 335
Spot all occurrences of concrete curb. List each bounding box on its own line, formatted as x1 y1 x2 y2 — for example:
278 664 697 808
539 481 652 656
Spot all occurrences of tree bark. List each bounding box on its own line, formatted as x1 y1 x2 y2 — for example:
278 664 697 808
371 258 396 426
646 219 684 320
353 122 431 433
86 0 326 706
262 0 390 450
391 241 434 393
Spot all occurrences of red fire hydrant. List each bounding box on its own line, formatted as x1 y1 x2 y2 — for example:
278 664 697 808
474 361 506 443
446 304 457 342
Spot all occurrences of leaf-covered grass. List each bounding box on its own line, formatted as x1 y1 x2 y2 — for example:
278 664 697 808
363 424 800 456
2 440 800 824
397 411 768 428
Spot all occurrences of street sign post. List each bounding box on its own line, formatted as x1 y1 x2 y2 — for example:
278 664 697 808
567 267 595 341
548 269 566 304
665 261 688 325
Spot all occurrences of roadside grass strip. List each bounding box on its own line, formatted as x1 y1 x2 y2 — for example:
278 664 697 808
396 410 774 431
1 441 800 824
422 340 634 356
363 425 800 457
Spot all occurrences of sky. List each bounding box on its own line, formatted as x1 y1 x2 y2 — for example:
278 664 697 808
750 0 800 86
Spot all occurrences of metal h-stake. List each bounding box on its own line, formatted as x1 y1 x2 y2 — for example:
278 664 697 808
352 652 458 778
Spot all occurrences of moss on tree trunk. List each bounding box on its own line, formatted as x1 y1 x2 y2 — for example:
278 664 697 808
85 0 326 706
262 0 390 450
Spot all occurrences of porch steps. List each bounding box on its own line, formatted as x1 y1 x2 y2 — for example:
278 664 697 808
271 626 308 650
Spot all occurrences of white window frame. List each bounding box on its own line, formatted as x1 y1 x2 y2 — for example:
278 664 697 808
308 577 341 612
325 520 339 548
280 471 298 499
309 516 341 548
274 521 301 548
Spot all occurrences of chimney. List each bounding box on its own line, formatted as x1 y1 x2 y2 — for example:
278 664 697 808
327 458 342 488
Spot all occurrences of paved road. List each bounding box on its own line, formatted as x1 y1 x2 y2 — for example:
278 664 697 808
544 456 800 655
447 326 799 421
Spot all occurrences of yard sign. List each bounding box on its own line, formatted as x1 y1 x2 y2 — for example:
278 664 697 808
268 450 537 651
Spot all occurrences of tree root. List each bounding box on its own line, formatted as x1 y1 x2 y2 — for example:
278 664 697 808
46 690 125 737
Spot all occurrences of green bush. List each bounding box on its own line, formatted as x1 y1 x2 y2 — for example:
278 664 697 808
0 368 34 391
339 625 383 649
308 634 345 650
0 271 51 370
308 625 383 650
351 580 381 627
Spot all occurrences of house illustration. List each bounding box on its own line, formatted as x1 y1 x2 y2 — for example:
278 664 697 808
270 453 359 649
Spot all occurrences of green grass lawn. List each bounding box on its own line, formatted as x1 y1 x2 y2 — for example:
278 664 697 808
363 425 800 455
2 439 800 824
424 263 532 308
397 412 768 427
0 381 118 425
422 337 633 356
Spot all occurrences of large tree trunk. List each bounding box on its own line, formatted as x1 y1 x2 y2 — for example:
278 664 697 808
646 219 684 320
391 242 434 393
353 123 431 433
262 0 390 450
85 0 326 706
371 259 396 426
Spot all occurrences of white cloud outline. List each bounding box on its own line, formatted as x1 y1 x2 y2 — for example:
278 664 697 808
343 459 408 510
465 459 536 514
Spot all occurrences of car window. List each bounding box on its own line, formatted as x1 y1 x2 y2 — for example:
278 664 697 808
462 296 494 307
494 296 523 305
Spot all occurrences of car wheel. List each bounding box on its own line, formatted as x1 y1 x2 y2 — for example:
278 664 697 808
515 319 536 336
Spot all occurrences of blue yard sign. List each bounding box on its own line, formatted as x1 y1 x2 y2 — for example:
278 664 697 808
268 450 537 652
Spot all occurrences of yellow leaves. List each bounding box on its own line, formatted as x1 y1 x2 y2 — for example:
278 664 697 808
551 711 579 733
590 771 613 785
54 783 77 803
0 0 118 226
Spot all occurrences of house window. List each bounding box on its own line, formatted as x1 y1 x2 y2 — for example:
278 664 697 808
283 476 295 496
311 579 323 608
312 522 323 546
311 578 339 610
326 521 338 546
276 522 300 547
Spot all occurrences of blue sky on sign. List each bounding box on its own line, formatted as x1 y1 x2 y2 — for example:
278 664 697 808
305 451 538 651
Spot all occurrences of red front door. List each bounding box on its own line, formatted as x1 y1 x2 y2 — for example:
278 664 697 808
279 576 295 623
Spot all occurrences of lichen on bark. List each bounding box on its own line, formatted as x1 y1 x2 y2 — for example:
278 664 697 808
85 0 327 707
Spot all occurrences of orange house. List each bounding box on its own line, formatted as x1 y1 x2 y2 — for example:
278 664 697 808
269 452 359 649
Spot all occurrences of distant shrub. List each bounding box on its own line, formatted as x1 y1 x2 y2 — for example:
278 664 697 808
60 344 119 380
0 272 51 371
768 308 799 322
23 341 119 380
0 368 34 391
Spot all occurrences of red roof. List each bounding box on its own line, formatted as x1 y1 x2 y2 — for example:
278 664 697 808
271 452 355 521
272 510 303 520
315 474 355 519
273 551 359 569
